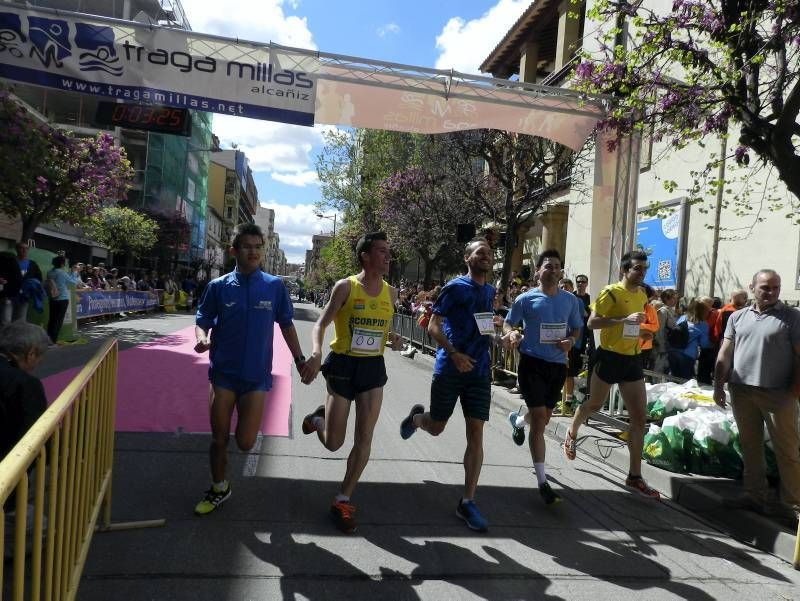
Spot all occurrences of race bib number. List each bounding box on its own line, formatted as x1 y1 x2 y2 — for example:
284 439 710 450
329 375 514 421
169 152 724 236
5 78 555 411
540 322 567 344
622 320 640 339
474 312 496 336
350 327 382 354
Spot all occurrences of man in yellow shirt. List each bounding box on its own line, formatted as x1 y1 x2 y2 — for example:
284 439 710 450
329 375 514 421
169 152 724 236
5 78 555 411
562 250 660 499
301 232 403 533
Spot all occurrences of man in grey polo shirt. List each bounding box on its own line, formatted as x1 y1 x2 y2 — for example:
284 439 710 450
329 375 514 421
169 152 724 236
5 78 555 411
714 269 800 519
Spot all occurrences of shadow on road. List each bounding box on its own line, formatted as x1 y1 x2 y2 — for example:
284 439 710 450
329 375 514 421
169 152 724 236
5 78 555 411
81 458 792 601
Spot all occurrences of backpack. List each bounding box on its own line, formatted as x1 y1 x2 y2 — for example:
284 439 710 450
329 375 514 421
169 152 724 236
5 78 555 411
46 277 59 299
666 320 689 349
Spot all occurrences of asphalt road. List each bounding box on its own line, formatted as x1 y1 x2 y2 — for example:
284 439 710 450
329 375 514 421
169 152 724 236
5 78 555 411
61 304 800 600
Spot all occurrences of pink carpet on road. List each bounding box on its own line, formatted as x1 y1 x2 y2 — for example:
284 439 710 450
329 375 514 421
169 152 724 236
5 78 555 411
42 325 291 436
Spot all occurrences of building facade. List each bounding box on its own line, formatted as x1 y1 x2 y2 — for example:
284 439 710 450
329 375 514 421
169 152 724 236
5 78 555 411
481 0 800 302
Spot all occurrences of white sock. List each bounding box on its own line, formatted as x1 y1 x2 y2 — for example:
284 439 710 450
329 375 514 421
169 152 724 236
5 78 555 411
312 416 324 429
534 463 547 485
461 497 472 505
515 415 526 428
335 494 350 503
212 480 228 492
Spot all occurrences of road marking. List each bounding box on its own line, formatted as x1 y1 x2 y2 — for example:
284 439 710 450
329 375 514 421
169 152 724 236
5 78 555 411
243 432 263 477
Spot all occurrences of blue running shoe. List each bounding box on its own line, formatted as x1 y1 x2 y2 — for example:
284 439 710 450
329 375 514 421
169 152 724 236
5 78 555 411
400 404 424 440
456 499 488 532
508 405 525 446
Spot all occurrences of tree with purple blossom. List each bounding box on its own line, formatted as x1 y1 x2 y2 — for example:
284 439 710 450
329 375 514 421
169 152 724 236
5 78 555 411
573 0 800 213
378 164 485 287
0 89 134 241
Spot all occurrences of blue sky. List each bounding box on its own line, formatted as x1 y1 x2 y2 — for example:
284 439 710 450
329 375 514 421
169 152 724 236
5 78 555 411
187 0 530 262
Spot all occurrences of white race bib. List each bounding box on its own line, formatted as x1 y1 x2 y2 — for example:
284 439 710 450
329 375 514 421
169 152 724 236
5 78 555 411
473 312 496 336
622 320 640 339
350 327 383 354
540 322 567 344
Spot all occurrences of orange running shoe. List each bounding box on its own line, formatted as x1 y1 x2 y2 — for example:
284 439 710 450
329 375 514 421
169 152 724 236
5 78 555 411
330 500 357 533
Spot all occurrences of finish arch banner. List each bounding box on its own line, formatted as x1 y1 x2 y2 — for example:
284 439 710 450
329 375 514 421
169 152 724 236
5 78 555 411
0 6 607 149
0 6 318 126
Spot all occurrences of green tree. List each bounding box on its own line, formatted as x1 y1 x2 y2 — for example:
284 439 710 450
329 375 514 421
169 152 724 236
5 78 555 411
0 89 134 241
448 131 579 289
85 207 159 265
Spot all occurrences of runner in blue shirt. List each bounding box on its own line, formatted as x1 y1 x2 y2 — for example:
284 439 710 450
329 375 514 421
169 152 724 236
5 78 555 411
502 249 583 505
193 223 312 515
400 238 495 532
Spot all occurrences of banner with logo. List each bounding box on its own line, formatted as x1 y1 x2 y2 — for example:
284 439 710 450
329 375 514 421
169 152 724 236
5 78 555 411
0 6 317 126
75 290 159 319
635 205 686 289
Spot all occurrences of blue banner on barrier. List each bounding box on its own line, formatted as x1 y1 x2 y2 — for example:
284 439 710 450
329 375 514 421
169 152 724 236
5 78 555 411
75 290 158 318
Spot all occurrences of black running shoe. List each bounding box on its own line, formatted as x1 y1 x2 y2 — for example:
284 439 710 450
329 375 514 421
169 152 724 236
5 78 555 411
539 482 561 506
302 405 325 435
507 405 525 446
400 404 424 440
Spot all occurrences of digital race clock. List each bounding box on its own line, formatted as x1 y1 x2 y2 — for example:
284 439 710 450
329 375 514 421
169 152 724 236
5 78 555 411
95 102 192 136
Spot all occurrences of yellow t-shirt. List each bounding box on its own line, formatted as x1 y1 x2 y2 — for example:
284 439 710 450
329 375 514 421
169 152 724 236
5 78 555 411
330 276 394 356
591 282 648 356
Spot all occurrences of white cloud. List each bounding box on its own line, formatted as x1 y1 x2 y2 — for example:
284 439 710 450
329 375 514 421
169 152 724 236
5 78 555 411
434 0 529 74
260 201 337 263
188 0 315 49
187 3 328 188
271 170 319 186
212 114 327 181
377 23 401 38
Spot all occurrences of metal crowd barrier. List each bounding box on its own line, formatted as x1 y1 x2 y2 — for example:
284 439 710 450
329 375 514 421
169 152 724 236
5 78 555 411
392 313 437 355
0 339 163 601
392 313 679 427
392 313 520 380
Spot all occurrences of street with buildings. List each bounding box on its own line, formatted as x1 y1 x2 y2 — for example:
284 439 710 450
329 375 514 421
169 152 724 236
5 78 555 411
1 1 800 600
21 310 800 600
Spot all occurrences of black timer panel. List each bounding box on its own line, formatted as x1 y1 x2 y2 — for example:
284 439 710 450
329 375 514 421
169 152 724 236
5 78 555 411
95 102 192 136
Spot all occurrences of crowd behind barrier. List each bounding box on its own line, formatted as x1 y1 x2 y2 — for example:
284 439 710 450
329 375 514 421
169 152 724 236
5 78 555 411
392 313 685 429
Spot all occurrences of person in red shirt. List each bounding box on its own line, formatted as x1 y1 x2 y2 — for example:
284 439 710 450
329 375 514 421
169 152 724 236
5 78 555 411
714 290 749 342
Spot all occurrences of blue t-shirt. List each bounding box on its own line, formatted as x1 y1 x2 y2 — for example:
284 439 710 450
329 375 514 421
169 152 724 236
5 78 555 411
196 269 294 387
505 288 584 364
432 275 495 377
675 316 710 359
46 268 77 301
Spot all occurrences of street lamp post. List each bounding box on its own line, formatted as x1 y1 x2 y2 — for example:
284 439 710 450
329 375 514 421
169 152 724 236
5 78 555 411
315 212 337 238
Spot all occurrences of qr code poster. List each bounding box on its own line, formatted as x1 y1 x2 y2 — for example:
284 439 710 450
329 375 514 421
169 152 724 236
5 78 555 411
656 259 672 282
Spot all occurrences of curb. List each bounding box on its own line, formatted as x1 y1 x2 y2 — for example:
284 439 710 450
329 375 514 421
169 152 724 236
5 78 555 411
488 379 800 567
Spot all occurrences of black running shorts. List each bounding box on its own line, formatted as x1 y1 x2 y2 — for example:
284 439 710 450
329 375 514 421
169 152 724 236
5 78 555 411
567 346 585 377
593 348 644 384
517 353 567 409
321 352 387 401
429 371 491 422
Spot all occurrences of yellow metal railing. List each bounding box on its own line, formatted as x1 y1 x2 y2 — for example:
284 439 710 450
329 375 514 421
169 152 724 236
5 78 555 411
0 339 164 600
1 338 118 601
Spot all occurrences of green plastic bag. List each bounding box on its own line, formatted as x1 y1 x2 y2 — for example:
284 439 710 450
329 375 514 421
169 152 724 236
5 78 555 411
689 422 743 479
643 428 686 473
646 398 667 421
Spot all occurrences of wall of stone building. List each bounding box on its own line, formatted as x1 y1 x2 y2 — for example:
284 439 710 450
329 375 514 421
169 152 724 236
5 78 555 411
562 134 800 303
637 134 799 302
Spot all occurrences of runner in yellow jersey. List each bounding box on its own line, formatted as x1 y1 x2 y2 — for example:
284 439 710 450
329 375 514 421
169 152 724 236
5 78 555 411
301 232 402 533
563 250 660 500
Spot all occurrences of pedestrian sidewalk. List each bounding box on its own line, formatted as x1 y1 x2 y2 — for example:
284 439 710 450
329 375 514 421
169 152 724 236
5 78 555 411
406 350 799 566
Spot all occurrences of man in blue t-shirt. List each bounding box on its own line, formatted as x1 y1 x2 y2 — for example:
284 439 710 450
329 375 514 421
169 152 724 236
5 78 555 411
502 249 583 505
193 223 312 516
400 238 495 532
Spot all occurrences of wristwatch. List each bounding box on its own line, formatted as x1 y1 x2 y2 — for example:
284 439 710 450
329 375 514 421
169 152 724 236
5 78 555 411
294 354 306 365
